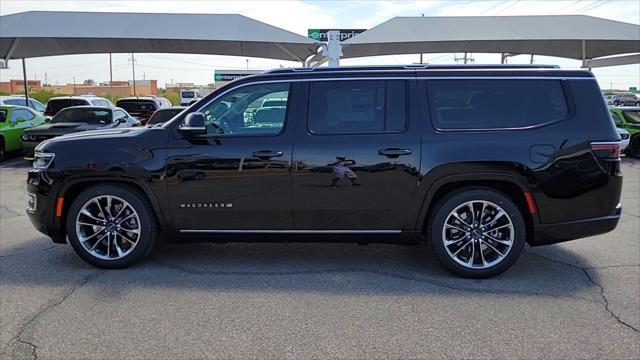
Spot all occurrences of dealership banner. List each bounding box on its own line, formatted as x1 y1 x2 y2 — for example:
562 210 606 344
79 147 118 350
307 29 366 42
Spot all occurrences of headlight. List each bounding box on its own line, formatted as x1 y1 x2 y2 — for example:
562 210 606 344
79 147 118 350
33 152 55 169
21 133 29 141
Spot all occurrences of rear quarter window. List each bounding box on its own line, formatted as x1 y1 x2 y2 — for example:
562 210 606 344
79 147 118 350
427 79 568 130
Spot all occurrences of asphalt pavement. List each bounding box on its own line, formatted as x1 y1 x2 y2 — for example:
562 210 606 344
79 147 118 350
1 155 638 359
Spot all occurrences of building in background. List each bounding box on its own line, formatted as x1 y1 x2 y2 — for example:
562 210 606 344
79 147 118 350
47 80 158 96
0 79 42 94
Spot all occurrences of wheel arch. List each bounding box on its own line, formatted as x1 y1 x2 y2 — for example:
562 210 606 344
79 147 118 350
413 165 538 245
56 176 168 238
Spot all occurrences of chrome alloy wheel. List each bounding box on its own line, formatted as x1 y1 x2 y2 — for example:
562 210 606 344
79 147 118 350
442 200 514 269
75 195 141 260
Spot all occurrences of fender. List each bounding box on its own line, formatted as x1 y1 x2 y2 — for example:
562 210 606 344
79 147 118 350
405 162 539 231
54 172 170 231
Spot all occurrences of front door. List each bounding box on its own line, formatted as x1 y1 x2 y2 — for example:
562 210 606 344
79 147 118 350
291 79 421 230
166 81 299 230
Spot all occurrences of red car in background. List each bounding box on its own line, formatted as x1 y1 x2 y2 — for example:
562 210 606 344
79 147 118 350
115 96 171 125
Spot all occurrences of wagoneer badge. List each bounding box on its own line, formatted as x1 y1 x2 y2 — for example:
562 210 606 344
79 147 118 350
180 203 233 209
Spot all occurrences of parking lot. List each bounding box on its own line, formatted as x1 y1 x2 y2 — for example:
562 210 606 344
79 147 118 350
0 154 638 359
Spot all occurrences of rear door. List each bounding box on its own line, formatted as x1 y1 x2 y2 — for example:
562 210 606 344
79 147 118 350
166 81 302 230
291 79 421 230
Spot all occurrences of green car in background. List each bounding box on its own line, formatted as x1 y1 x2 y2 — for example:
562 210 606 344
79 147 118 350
610 106 640 157
0 105 48 162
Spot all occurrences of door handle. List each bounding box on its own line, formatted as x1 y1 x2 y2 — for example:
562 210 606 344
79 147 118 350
378 148 412 158
252 150 283 159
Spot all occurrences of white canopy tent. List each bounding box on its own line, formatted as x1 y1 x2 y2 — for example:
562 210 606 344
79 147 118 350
0 11 321 102
335 15 640 67
0 11 320 61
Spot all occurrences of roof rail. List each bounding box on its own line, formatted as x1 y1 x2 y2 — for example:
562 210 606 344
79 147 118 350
263 64 561 74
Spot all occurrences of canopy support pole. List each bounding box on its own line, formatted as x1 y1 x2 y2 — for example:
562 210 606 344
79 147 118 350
274 43 304 63
3 38 20 67
21 58 29 107
581 40 588 69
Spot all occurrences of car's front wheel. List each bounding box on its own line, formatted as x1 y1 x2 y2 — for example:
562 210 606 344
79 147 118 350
627 135 640 158
428 188 526 278
66 184 157 268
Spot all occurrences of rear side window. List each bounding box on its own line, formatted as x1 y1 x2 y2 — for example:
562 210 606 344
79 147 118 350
308 80 407 134
46 99 90 114
427 79 568 130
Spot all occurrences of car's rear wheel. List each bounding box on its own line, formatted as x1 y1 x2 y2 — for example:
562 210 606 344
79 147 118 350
66 184 157 268
429 188 526 278
627 135 640 158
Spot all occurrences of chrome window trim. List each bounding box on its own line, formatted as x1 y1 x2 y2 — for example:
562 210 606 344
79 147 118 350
179 229 402 234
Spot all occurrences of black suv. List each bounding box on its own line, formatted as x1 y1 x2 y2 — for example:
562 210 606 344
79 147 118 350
27 65 623 278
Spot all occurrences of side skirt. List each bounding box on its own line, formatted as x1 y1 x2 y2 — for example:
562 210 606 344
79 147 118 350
163 230 422 245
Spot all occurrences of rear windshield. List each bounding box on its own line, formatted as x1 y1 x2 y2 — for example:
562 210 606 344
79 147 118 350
147 108 184 124
116 100 157 113
427 79 568 130
623 110 640 124
0 109 6 122
50 108 112 124
181 91 195 98
262 100 287 108
3 98 29 106
46 99 90 114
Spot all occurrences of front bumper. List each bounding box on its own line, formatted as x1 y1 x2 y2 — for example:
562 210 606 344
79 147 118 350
26 169 67 243
531 203 622 246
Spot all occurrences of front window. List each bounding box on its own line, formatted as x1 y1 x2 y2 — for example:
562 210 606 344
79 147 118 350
50 108 112 124
622 110 640 124
197 82 290 136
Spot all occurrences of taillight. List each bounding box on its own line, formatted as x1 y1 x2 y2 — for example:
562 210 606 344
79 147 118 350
591 142 621 159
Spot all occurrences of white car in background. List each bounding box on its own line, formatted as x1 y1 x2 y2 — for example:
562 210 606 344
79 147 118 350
0 95 46 113
617 128 630 153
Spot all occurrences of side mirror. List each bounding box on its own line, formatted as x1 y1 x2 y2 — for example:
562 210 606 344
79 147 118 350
178 112 206 136
116 117 126 124
44 117 51 123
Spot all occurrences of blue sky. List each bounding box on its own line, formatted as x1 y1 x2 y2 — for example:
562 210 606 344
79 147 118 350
1 0 638 90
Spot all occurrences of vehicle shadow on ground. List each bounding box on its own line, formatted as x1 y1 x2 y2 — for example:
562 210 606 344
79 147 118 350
0 236 600 300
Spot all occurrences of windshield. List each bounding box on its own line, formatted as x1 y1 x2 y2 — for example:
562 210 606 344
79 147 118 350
50 108 112 124
147 108 184 125
181 91 195 98
623 111 640 125
116 100 156 113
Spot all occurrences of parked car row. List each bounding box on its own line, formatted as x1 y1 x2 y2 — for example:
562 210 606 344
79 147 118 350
610 105 640 157
604 93 640 107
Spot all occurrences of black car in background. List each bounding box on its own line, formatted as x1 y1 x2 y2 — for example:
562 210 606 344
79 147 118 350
26 65 623 278
116 97 171 125
44 96 114 117
146 106 186 125
22 106 139 158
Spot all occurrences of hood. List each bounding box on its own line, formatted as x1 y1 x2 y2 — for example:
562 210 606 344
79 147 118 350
24 122 117 136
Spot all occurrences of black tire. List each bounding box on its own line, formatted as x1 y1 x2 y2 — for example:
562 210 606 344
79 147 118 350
0 137 5 163
66 184 157 268
627 135 640 158
635 102 640 107
428 187 526 278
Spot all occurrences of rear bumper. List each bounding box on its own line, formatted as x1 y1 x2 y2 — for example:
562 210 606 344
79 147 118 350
531 203 622 246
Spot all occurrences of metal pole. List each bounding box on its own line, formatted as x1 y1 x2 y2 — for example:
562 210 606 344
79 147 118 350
131 53 136 96
581 40 587 68
109 53 113 91
21 58 30 107
464 52 468 64
530 54 534 64
501 53 505 64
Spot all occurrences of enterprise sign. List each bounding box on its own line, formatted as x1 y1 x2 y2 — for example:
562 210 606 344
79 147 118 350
307 29 366 42
214 70 262 82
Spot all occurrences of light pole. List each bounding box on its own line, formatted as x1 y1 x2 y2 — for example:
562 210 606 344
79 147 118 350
129 53 137 96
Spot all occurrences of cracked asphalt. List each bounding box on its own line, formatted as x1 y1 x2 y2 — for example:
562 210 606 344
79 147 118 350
1 156 638 359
